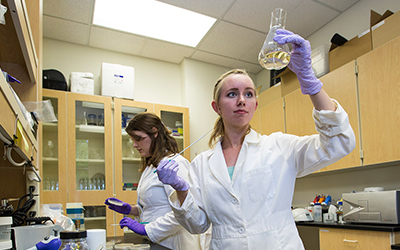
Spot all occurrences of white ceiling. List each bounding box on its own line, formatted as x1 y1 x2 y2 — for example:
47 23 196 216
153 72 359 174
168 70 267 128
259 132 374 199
43 0 360 74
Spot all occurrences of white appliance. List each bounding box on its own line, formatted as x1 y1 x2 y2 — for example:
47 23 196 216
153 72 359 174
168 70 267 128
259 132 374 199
292 208 314 222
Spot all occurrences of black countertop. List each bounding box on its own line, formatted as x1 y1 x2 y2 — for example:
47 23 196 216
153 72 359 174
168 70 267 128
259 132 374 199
296 221 400 232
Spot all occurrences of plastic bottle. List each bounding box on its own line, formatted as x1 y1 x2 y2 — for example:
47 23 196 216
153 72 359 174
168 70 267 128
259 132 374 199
337 199 344 223
313 203 322 222
59 231 89 250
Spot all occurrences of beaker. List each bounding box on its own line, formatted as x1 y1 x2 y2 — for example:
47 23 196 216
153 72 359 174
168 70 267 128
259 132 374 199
258 8 291 70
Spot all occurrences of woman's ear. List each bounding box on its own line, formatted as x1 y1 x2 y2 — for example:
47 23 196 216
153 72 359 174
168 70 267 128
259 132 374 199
212 101 220 114
152 127 158 138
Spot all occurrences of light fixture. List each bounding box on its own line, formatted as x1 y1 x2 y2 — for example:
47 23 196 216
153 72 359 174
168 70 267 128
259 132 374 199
93 0 216 47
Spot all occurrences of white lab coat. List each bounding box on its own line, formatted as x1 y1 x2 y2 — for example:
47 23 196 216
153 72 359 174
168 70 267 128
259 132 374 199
169 100 356 250
135 155 208 250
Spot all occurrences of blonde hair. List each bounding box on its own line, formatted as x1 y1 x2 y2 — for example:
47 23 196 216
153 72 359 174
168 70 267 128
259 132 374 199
125 112 179 171
208 69 255 148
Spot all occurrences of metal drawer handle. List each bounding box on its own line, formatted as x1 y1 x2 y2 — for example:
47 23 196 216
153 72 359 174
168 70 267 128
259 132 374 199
343 239 358 243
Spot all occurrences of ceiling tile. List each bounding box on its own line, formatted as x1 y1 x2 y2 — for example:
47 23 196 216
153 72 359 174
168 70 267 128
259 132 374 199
43 0 94 24
315 0 360 12
141 39 195 64
89 26 147 55
157 0 235 18
198 21 266 59
43 16 90 45
286 1 340 38
224 0 305 32
191 51 237 68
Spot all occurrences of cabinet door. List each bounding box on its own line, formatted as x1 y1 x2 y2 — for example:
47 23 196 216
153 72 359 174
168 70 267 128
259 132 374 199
319 228 392 250
42 89 67 207
285 88 314 136
67 93 113 203
357 36 400 165
250 108 261 133
318 61 361 171
154 104 190 160
260 97 285 135
114 98 153 236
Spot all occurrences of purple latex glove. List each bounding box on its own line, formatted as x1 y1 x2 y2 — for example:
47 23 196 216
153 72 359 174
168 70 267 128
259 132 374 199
119 217 147 236
104 197 131 214
274 29 322 95
156 160 190 191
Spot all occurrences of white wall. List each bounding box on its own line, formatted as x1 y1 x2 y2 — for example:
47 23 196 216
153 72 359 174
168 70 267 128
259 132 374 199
43 39 182 106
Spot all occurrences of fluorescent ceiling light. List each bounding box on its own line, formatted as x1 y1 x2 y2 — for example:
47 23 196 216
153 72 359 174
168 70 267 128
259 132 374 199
93 0 216 47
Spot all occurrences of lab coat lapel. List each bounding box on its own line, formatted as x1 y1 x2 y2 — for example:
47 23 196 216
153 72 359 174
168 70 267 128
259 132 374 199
208 142 236 196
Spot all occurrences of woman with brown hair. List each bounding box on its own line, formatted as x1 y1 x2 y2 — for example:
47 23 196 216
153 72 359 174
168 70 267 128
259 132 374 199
105 112 207 250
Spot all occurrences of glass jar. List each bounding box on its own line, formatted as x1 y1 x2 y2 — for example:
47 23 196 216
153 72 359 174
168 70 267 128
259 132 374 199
59 231 90 250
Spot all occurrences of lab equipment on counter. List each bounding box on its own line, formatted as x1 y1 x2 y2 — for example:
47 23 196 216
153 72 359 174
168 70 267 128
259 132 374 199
313 203 322 222
0 216 12 249
258 8 291 70
342 190 400 224
12 224 63 250
86 229 106 250
59 231 90 250
26 235 61 250
66 202 84 230
292 208 313 222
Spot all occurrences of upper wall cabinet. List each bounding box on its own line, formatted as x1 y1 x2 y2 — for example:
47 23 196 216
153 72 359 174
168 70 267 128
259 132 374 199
284 60 360 172
260 97 285 135
318 61 361 172
0 0 41 103
357 36 400 166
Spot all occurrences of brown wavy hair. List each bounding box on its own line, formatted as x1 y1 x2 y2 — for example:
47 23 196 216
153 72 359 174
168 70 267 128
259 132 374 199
208 69 254 148
125 112 179 171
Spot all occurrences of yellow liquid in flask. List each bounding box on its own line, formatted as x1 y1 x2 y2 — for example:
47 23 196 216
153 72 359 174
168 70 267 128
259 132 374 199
259 50 291 70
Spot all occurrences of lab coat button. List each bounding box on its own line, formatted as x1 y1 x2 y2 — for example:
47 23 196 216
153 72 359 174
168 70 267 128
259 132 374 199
231 198 238 204
238 227 245 234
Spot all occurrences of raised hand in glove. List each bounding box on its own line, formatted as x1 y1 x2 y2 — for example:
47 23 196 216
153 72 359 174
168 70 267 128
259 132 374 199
104 197 131 214
274 29 322 95
119 217 147 236
156 160 190 191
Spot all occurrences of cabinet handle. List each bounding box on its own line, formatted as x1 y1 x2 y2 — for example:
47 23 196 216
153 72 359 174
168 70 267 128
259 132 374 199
343 239 358 243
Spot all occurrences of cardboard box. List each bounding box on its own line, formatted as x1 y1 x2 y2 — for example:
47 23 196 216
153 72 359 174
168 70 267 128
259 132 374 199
70 72 94 95
101 62 135 100
328 9 398 72
329 30 372 72
371 10 399 49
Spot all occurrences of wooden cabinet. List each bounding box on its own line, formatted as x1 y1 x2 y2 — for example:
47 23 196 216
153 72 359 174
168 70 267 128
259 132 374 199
42 89 67 205
0 0 42 208
319 228 399 250
42 91 190 236
260 97 285 135
357 36 400 166
318 61 361 172
154 104 190 159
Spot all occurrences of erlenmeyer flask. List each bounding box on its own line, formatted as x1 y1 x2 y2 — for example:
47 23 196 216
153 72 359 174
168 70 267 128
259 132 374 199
258 8 291 70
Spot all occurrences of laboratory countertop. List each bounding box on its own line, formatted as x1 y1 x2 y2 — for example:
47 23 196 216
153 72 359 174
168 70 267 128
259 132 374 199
296 221 400 232
107 234 172 250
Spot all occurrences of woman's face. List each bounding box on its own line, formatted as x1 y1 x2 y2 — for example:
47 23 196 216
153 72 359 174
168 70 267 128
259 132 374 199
130 130 152 158
212 74 258 129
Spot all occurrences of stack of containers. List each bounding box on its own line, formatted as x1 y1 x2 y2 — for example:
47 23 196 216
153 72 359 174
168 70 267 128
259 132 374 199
66 202 85 230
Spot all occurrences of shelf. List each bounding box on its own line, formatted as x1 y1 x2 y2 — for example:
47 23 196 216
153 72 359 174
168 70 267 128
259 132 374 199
43 157 58 162
76 159 105 163
76 125 105 133
122 157 141 162
85 216 106 221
